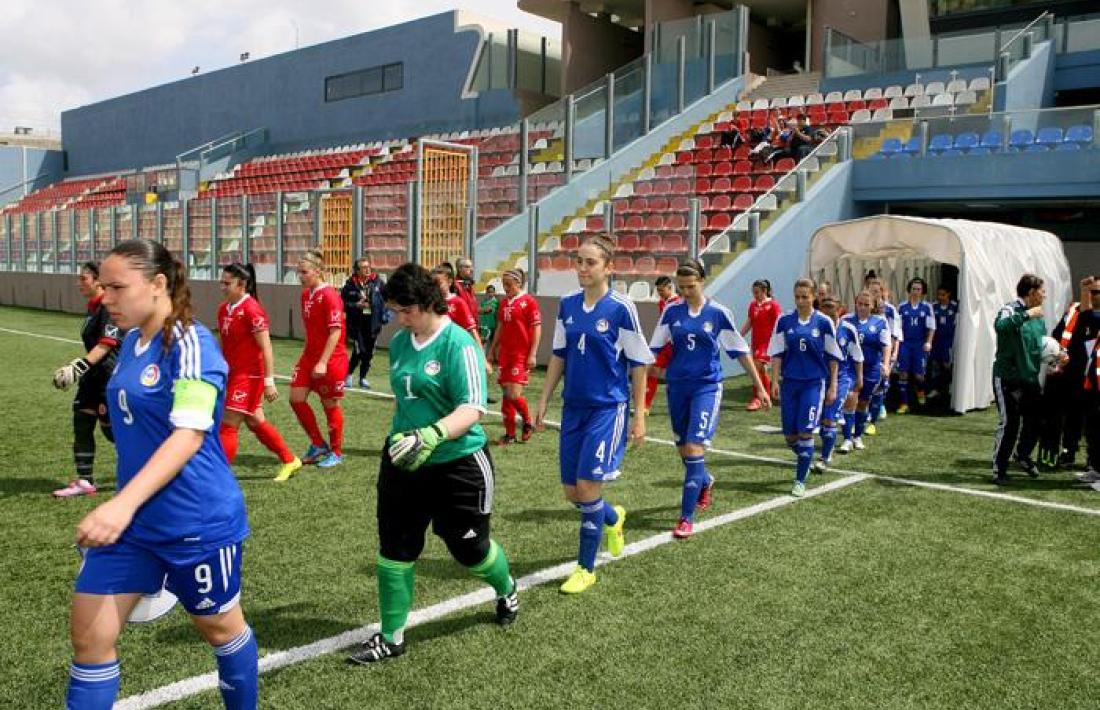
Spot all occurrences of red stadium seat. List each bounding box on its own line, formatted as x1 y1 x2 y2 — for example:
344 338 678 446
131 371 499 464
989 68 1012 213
656 256 678 272
665 214 687 231
705 213 731 233
707 194 732 212
694 178 712 194
617 233 640 252
634 256 657 275
713 161 733 176
613 255 635 273
733 160 752 175
662 234 685 252
694 163 712 178
561 234 580 250
552 254 571 270
648 197 670 212
732 175 752 193
732 193 755 211
710 177 732 194
643 233 662 252
752 174 776 193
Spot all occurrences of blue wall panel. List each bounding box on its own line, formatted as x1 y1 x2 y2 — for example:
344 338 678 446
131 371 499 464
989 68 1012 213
0 147 64 209
1055 49 1100 92
60 12 523 177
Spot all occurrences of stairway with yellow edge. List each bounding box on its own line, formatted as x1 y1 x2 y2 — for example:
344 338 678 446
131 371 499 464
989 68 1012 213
476 104 739 291
851 89 994 160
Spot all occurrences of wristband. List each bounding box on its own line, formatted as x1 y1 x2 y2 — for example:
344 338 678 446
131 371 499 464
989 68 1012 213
264 377 276 387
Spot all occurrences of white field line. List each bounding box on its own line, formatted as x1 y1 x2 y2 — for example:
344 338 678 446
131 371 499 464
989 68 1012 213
4 323 1098 518
114 472 868 709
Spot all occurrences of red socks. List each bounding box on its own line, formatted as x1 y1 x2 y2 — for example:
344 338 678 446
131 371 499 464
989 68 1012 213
324 406 344 456
645 374 658 410
501 398 517 438
513 397 531 425
219 423 239 463
250 421 295 464
291 401 326 447
759 370 772 399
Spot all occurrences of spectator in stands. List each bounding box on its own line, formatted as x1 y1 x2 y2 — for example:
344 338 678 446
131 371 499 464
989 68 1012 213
991 274 1049 485
479 284 500 348
455 258 480 320
341 256 389 390
719 124 743 149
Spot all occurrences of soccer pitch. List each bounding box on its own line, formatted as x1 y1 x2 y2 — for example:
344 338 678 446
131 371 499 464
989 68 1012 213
1 305 1097 709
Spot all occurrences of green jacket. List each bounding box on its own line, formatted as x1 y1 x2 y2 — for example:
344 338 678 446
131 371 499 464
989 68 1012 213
993 299 1045 385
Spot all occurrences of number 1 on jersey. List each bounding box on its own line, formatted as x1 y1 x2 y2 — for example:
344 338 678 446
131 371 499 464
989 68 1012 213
403 374 417 400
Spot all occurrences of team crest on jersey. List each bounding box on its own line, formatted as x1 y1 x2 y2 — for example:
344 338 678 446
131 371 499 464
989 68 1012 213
870 326 878 333
595 319 610 333
424 360 441 376
702 321 714 333
140 363 161 387
811 328 820 337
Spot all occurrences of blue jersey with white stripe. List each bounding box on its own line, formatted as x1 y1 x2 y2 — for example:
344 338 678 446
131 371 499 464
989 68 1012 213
649 299 748 385
107 323 249 549
552 289 654 407
932 300 958 355
767 310 842 382
844 314 892 377
898 300 936 345
882 301 903 342
835 318 865 381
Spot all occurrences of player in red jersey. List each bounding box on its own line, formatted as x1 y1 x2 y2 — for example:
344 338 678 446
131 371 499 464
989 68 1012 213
741 278 782 411
217 263 302 482
289 250 348 468
644 275 680 414
488 269 542 444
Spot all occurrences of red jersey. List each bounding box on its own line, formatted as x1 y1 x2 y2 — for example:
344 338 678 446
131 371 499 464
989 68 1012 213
217 295 269 375
747 298 783 351
497 292 541 356
658 295 681 314
447 293 479 335
301 284 347 361
455 281 479 323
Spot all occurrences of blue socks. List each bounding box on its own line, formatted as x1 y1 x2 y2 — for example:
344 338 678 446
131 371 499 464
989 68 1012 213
602 500 619 527
576 499 606 572
898 377 909 405
214 625 258 710
842 412 856 441
680 456 707 521
820 424 837 461
67 660 119 710
795 439 814 483
855 410 869 437
870 392 884 422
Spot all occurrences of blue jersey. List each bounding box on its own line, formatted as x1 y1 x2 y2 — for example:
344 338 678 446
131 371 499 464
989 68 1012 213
881 301 903 342
932 300 958 355
107 323 249 549
844 314 892 378
767 310 842 382
649 299 748 384
898 300 936 346
835 318 864 382
552 289 654 407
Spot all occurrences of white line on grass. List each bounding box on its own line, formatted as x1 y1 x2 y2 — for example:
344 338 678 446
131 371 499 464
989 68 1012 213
4 323 1099 518
113 472 868 709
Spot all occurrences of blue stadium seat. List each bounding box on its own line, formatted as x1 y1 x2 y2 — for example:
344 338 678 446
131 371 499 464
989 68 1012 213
928 134 953 154
954 132 979 151
1055 142 1081 151
1009 129 1034 150
1065 124 1093 146
903 137 922 154
980 130 1003 151
879 137 903 156
1035 127 1063 148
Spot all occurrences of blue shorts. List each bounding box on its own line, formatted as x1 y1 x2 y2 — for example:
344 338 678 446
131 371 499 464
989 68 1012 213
822 375 853 423
780 379 825 437
930 347 952 366
560 403 628 485
668 382 722 447
897 342 928 377
859 375 883 402
76 538 244 616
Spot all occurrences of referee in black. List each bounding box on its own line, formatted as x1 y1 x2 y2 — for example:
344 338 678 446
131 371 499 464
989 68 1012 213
991 274 1049 485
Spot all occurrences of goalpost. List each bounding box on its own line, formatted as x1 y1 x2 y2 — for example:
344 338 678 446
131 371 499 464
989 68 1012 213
415 139 477 270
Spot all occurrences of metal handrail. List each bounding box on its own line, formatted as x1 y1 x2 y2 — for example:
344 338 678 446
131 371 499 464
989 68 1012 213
175 130 244 165
701 127 844 256
1001 10 1052 55
0 173 59 198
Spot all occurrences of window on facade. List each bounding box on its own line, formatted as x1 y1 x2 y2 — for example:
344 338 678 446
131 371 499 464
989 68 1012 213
325 62 403 102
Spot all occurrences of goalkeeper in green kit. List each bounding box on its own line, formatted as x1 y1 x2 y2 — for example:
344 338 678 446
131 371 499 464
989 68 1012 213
348 263 518 665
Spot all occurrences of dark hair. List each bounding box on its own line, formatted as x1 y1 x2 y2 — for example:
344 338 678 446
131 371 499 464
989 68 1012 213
431 263 456 290
907 276 927 294
580 234 615 265
80 261 100 278
752 278 772 296
223 262 258 299
384 263 448 315
794 277 816 294
655 275 672 288
353 256 370 274
110 239 192 352
1016 273 1044 299
675 259 706 279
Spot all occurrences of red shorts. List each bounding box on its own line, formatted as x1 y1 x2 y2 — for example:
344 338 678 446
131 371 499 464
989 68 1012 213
291 355 348 399
752 345 771 364
225 372 265 416
654 344 673 370
497 355 530 386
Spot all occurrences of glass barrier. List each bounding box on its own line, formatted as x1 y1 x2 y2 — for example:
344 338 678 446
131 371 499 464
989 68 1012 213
115 206 133 252
137 204 157 240
216 196 244 265
363 183 409 275
41 210 56 272
186 199 213 280
714 11 741 86
1060 13 1100 54
25 213 40 271
162 202 183 257
10 214 24 270
281 192 316 283
57 211 73 273
613 56 646 153
0 214 9 270
572 80 609 164
850 104 1099 159
246 193 278 282
74 210 92 265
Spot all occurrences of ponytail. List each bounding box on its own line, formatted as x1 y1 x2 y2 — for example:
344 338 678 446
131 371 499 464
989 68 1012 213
224 262 258 299
109 239 193 353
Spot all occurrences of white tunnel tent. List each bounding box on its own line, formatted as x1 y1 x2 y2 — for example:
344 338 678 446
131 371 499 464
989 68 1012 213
809 216 1071 413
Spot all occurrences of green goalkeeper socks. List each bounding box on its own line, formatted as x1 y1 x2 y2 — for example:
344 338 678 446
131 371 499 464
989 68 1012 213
376 555 415 644
468 540 514 597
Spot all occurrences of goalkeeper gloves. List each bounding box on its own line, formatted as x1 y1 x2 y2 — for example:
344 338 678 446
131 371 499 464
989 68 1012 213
53 358 91 391
387 421 449 471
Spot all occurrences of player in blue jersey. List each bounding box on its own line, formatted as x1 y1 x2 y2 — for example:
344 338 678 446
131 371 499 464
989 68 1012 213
896 277 937 413
768 278 842 497
535 234 654 594
839 290 893 453
648 260 770 538
928 285 958 400
67 240 256 710
815 296 862 469
867 277 901 432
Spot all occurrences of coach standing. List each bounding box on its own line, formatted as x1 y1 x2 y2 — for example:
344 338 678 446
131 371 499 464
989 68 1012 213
991 274 1047 485
341 256 389 390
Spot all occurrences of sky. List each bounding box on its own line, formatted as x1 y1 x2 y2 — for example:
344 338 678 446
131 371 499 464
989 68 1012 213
0 1 560 134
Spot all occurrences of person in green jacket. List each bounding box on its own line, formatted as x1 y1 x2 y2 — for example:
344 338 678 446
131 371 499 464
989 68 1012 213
992 273 1048 485
479 284 500 347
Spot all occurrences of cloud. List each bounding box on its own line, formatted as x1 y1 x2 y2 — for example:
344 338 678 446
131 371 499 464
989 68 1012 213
0 0 559 130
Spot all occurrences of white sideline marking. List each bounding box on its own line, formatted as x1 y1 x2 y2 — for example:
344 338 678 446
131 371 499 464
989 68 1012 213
4 322 1099 518
114 472 868 709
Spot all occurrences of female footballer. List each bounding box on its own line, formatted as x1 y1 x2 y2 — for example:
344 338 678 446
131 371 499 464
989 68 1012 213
815 296 863 469
741 278 782 412
67 239 256 710
488 268 542 445
840 290 892 453
535 235 653 594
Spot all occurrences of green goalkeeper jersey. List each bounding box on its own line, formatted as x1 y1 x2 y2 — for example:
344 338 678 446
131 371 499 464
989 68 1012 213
388 318 488 464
